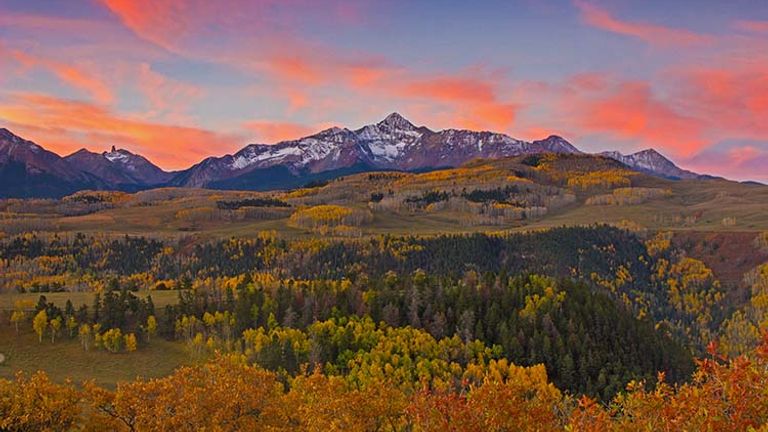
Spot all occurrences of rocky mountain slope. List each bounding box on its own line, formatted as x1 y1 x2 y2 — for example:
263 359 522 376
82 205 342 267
64 146 172 188
0 114 705 197
171 113 583 188
0 128 105 198
600 149 703 180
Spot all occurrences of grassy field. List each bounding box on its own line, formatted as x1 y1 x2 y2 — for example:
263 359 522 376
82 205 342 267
0 290 183 312
30 177 768 239
1 156 767 244
0 325 188 387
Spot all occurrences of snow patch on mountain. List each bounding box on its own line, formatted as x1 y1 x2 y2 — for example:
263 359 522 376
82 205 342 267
601 149 701 180
104 151 130 164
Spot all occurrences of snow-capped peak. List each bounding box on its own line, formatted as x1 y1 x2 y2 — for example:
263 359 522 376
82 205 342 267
600 148 701 179
103 148 130 164
378 112 416 131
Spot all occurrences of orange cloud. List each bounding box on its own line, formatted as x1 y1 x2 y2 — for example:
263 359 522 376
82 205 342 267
242 120 330 143
574 0 711 46
403 77 497 104
344 64 395 90
267 56 325 85
0 43 113 104
672 65 768 142
0 93 240 169
556 79 704 156
98 0 196 53
392 74 517 131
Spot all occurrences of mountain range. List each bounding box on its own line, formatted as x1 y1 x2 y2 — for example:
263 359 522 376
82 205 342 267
0 113 707 198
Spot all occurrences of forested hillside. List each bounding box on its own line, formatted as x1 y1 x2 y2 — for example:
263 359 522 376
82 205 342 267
1 160 765 431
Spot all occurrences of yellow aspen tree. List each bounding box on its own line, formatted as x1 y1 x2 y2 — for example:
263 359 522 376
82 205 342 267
10 310 25 335
66 316 78 338
79 324 92 351
124 333 138 352
49 316 62 344
32 310 47 343
146 315 157 342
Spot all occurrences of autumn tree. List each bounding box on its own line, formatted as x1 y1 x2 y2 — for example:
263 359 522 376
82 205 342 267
101 328 124 353
10 310 25 335
50 316 62 343
569 335 768 430
146 315 157 342
124 333 138 352
84 356 284 431
0 372 81 431
79 323 93 351
32 309 47 343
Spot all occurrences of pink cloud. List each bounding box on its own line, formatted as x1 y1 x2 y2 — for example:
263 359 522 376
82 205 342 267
574 0 711 46
134 63 205 122
0 42 113 104
566 80 704 155
684 145 768 181
0 93 241 169
735 20 768 33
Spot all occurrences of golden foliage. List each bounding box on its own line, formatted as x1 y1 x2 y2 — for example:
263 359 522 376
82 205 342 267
566 170 635 191
0 372 81 432
9 336 768 431
289 205 372 235
586 187 671 206
83 356 284 431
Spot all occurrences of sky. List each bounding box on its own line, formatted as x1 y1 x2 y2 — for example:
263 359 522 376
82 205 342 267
0 0 767 181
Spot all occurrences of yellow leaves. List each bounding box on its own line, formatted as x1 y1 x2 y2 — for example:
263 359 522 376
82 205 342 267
394 165 503 188
289 205 373 235
586 187 671 206
519 278 566 320
283 186 321 199
646 231 672 257
10 309 26 334
0 372 81 432
84 356 285 431
32 309 47 343
283 370 408 432
572 339 768 431
175 206 215 223
146 315 157 341
720 263 768 357
49 316 62 343
79 323 92 351
101 328 123 353
566 169 635 191
124 333 137 352
11 335 768 432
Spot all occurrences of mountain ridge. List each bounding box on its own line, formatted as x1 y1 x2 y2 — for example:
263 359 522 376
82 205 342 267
0 115 707 197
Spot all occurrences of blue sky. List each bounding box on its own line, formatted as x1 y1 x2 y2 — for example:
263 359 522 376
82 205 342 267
0 0 767 180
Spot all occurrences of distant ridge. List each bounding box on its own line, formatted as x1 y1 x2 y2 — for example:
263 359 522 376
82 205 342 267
0 114 707 197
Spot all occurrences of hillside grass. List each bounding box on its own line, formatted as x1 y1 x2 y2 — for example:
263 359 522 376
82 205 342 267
5 158 768 239
0 290 182 312
0 325 188 387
